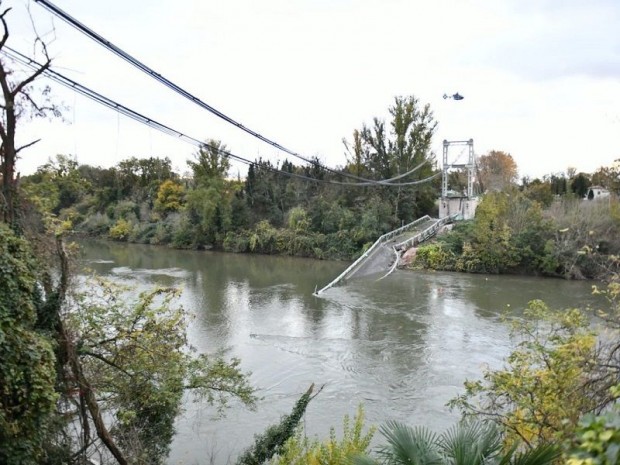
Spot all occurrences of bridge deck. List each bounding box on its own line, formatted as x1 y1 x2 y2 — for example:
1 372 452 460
315 216 454 295
347 217 437 279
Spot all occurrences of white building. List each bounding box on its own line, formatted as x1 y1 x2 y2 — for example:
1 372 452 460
586 185 610 200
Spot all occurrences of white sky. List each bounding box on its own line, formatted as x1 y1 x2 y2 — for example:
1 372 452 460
4 0 620 179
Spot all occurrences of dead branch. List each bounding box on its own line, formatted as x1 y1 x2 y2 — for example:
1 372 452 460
0 7 11 50
15 138 40 153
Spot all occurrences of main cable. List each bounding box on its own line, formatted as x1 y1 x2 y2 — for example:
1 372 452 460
3 47 440 187
33 0 432 186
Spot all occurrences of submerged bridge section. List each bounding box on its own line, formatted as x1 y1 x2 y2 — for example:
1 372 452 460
315 215 455 295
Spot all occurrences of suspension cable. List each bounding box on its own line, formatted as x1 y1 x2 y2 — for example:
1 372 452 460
33 0 434 186
3 47 441 187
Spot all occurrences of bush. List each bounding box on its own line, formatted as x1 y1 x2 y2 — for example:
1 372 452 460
109 218 132 241
129 222 158 244
78 212 112 235
567 409 620 465
415 243 452 270
223 231 250 253
271 406 374 465
109 200 140 221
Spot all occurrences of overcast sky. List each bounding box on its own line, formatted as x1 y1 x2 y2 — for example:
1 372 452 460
4 0 620 179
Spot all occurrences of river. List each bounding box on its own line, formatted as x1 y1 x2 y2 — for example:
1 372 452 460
77 239 601 464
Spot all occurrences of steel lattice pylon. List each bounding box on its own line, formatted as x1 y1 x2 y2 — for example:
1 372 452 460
441 139 475 199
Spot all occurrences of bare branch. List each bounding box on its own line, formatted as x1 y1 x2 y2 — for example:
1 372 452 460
80 350 134 378
12 58 50 97
15 138 40 154
0 7 11 50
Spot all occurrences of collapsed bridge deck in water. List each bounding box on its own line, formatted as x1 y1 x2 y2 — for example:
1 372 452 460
315 215 455 296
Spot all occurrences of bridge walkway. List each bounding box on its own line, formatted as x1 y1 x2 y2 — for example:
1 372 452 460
315 215 455 295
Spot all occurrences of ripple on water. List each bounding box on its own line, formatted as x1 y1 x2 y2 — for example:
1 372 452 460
111 266 190 279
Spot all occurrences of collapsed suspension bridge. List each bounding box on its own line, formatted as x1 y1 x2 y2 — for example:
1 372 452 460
314 214 457 296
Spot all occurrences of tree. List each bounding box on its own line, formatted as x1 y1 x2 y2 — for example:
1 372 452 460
178 140 234 247
63 280 257 464
343 129 367 178
0 13 257 464
115 156 176 203
571 173 591 198
188 140 231 187
0 6 60 225
346 95 438 224
591 160 620 195
460 192 521 273
22 154 91 215
449 300 610 449
154 179 185 214
477 150 518 192
523 179 554 207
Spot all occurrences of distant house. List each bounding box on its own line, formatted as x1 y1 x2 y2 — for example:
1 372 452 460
586 185 610 200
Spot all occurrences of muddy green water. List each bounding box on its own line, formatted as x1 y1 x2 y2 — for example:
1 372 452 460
78 240 600 464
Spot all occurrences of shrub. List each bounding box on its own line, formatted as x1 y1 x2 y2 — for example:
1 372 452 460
109 218 132 241
78 213 112 235
415 243 452 269
110 200 140 220
271 406 374 465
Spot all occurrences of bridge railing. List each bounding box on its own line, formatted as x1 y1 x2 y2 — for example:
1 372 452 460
314 215 431 295
393 214 456 251
378 214 457 281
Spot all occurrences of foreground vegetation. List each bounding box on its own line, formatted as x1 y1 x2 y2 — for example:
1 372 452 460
2 5 620 462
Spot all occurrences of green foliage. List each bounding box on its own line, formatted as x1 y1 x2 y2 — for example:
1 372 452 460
236 384 317 465
188 140 231 186
417 193 557 275
415 243 452 269
109 217 132 241
287 206 310 232
154 179 185 214
449 300 600 448
0 224 57 465
127 221 157 243
272 405 375 465
462 192 521 273
110 199 140 221
223 222 364 260
115 156 177 202
185 183 231 247
571 173 592 198
355 420 560 465
567 409 620 465
69 279 257 464
344 95 438 224
523 181 554 207
77 213 110 236
22 155 91 215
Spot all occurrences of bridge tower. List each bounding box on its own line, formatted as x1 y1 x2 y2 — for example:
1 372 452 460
439 139 479 220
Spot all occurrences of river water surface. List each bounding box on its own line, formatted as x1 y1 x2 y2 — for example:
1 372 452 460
78 240 601 465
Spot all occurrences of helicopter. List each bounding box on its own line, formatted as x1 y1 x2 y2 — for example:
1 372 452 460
443 92 464 100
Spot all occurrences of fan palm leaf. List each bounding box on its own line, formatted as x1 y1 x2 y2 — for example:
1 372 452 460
438 421 502 465
376 421 443 465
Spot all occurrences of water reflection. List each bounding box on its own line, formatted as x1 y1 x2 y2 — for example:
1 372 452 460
76 240 598 465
